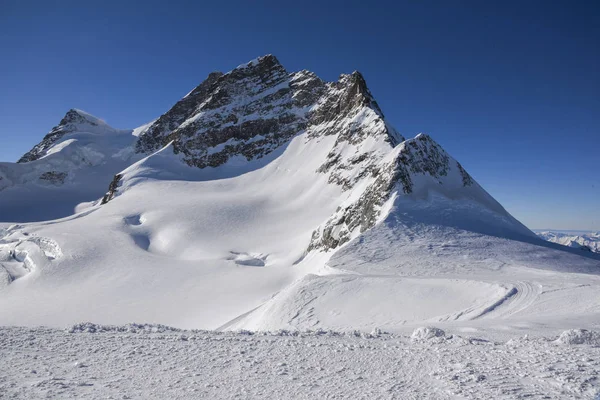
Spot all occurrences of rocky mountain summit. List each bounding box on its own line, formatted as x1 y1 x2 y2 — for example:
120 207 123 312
134 55 401 177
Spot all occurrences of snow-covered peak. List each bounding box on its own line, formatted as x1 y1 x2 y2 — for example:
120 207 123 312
0 108 141 221
60 108 107 127
538 231 600 253
234 54 281 71
104 56 530 254
8 56 534 254
18 109 123 163
308 132 534 251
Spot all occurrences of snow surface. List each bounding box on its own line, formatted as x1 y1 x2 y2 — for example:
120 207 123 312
1 325 599 399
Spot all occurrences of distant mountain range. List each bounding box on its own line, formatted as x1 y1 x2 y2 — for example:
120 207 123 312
537 231 600 253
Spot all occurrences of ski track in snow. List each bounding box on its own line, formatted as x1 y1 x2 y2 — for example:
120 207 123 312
1 326 599 400
472 281 542 320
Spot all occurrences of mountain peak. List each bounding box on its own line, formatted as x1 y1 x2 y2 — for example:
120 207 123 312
17 109 112 163
228 54 287 83
59 109 105 128
235 54 281 70
135 55 399 169
5 55 575 346
335 70 384 118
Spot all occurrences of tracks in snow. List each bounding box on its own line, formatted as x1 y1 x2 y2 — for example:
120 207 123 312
1 326 599 399
471 281 542 320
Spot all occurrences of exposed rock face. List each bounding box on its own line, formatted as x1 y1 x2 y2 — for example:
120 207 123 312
312 72 403 191
101 174 122 205
38 171 68 185
135 55 302 167
135 72 224 154
134 55 401 177
308 134 475 251
18 109 100 163
456 162 474 186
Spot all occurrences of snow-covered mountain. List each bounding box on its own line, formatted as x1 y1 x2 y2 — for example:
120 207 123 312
1 55 599 339
537 231 600 253
0 109 143 222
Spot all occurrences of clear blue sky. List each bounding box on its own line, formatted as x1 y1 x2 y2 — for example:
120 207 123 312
1 0 598 230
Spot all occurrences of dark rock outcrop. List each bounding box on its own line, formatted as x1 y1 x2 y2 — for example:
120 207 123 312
39 171 68 185
101 174 122 204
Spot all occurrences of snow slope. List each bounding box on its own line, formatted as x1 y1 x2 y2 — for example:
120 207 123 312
1 55 599 343
232 204 600 337
0 131 346 328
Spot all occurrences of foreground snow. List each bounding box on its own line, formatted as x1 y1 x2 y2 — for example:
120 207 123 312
1 325 598 399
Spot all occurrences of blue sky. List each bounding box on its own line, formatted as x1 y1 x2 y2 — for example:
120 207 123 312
1 0 598 230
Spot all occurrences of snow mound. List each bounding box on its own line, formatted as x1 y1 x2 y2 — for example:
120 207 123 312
411 327 447 341
555 329 600 345
226 251 268 267
0 228 62 285
67 322 182 334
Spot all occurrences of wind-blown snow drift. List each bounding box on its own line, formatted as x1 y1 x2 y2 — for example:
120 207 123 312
1 55 599 338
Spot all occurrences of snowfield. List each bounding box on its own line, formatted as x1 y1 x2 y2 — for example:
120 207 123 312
1 325 599 399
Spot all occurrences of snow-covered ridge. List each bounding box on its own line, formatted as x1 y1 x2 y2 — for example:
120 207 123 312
538 230 600 253
308 133 532 251
18 109 122 163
